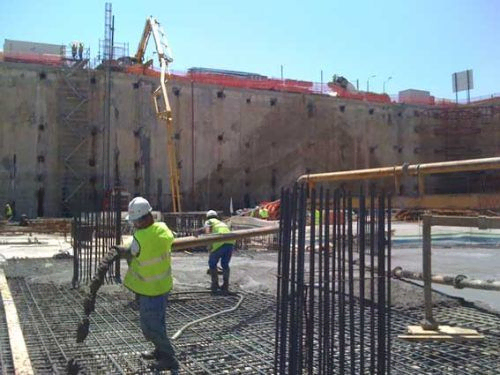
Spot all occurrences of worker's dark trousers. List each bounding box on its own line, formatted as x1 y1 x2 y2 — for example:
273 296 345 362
208 243 233 270
139 293 176 360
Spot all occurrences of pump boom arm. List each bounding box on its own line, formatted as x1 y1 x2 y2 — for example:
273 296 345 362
135 17 181 212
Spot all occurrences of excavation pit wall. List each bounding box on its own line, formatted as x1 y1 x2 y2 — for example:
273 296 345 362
1 61 500 216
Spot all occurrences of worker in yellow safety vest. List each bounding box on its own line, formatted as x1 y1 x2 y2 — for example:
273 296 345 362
204 210 236 295
4 203 13 221
117 197 179 373
259 207 269 220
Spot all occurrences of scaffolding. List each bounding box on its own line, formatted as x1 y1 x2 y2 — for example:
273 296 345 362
57 53 92 215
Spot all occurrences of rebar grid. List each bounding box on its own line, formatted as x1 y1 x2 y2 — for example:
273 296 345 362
391 302 500 375
8 279 276 374
3 276 500 374
0 297 15 375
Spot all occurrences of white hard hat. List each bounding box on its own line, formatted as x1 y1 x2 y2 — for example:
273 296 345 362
206 210 217 219
127 197 152 221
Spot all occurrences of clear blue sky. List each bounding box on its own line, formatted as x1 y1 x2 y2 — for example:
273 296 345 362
1 0 499 99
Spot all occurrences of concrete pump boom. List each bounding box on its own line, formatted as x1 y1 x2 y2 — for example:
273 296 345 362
135 17 181 212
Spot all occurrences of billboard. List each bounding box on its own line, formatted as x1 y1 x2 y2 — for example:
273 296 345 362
452 69 473 93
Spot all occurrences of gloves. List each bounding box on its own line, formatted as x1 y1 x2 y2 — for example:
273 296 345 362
110 245 128 257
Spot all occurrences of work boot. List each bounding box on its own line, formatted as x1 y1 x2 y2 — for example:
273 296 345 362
209 268 220 294
149 355 179 372
221 268 230 295
140 348 160 360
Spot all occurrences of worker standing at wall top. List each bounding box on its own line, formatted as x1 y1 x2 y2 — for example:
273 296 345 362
204 210 236 295
78 42 83 60
114 197 179 373
71 42 77 59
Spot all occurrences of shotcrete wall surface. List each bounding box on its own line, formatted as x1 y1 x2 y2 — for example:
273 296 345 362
1 61 500 216
0 63 61 217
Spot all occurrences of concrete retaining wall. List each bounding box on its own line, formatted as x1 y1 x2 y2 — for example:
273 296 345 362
1 61 500 217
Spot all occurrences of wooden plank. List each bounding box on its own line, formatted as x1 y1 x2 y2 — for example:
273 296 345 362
399 325 484 341
407 325 481 336
398 334 484 341
0 268 34 375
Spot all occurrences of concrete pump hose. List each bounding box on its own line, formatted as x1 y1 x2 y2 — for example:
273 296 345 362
171 293 244 340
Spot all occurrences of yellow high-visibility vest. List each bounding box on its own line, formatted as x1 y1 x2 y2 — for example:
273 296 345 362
124 222 174 296
206 218 235 252
5 205 12 218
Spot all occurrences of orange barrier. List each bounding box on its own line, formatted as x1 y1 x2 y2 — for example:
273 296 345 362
327 83 391 103
5 52 496 106
259 200 280 220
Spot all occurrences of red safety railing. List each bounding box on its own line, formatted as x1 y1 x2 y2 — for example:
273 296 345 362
3 51 499 106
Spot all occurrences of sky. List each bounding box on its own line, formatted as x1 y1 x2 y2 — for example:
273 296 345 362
1 0 499 99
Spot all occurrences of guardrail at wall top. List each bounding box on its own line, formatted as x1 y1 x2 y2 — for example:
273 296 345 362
425 214 500 229
297 156 500 183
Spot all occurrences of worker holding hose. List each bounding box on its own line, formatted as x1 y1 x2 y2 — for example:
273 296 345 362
118 197 179 372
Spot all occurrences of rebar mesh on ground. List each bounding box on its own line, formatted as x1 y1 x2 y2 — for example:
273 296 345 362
0 296 15 374
4 277 500 374
8 279 276 374
391 301 500 375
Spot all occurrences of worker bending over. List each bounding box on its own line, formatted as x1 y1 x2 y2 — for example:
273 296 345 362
117 197 179 373
204 210 235 295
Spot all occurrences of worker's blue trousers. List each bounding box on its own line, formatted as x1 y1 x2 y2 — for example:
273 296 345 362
208 243 233 270
139 293 176 359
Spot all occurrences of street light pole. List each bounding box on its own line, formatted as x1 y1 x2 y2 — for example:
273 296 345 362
383 76 392 93
367 74 376 92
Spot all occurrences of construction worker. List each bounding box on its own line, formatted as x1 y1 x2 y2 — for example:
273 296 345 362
78 43 84 60
259 206 269 220
4 203 13 221
252 205 259 217
204 210 235 295
119 197 179 372
71 43 77 59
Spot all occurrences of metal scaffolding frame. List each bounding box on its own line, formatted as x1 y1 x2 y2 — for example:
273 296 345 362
58 53 92 215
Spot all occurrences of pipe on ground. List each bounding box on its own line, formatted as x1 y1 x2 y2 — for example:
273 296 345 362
392 266 500 291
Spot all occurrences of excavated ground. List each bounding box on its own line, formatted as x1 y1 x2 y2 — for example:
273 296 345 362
1 224 500 374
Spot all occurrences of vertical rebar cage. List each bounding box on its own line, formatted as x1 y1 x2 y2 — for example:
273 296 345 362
71 191 122 287
275 185 392 374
